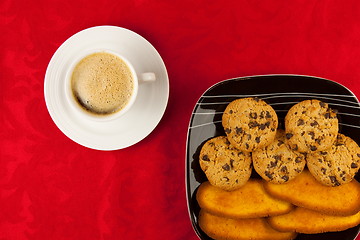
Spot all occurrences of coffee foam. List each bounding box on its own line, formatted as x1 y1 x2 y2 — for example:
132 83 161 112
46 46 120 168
71 52 134 115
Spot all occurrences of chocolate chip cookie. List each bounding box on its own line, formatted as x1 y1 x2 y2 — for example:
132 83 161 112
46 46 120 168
252 129 306 183
284 99 338 153
199 136 252 191
222 97 278 152
307 133 360 186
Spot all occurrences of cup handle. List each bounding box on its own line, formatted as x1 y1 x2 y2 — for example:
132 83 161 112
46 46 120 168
139 72 156 83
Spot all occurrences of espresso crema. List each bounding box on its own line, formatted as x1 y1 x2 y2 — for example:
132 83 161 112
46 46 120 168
71 52 134 115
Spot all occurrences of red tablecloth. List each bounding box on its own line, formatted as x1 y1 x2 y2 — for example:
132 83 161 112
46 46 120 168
2 1 360 239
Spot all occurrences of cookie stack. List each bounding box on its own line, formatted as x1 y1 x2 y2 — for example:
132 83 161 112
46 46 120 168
199 97 360 189
284 99 359 187
197 97 360 240
200 97 281 191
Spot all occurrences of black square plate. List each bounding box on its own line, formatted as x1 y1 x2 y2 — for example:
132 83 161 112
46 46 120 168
186 74 360 240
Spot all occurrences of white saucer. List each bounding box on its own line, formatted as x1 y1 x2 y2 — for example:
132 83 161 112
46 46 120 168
44 26 169 150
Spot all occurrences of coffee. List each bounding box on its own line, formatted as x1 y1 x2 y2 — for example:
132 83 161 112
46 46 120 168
71 52 134 115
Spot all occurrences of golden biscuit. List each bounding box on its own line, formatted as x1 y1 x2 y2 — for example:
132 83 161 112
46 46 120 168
196 180 293 219
268 207 360 234
199 210 297 240
263 170 360 216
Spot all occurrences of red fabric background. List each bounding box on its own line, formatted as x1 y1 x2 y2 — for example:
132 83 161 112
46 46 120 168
1 0 360 239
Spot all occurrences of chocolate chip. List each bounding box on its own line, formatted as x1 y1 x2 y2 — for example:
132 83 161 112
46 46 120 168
235 127 243 134
238 152 244 156
255 137 260 143
230 159 235 168
329 176 340 186
318 158 323 163
351 163 358 168
259 124 266 130
274 155 281 161
324 112 330 119
292 145 298 151
281 166 288 173
249 112 257 119
223 177 230 182
357 154 360 158
265 171 273 179
225 128 231 134
277 140 284 146
310 145 317 151
222 164 230 171
209 142 215 147
249 121 259 128
265 111 272 118
202 155 210 161
269 161 277 168
282 175 289 182
315 138 321 144
321 168 327 174
308 131 315 139
229 110 233 114
245 143 249 149
319 101 326 107
297 119 305 126
310 121 319 127
320 151 327 155
295 157 302 163
247 134 252 140
301 131 305 136
271 128 275 132
265 121 271 127
286 133 293 139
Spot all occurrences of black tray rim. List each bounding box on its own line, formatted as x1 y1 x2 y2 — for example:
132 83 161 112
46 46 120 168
185 74 360 240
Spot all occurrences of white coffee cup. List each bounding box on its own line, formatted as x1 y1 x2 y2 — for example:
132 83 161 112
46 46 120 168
64 50 156 121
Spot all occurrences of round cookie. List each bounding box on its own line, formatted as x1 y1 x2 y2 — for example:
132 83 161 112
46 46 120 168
199 136 252 191
222 97 278 152
252 129 306 184
307 133 360 187
284 99 338 153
